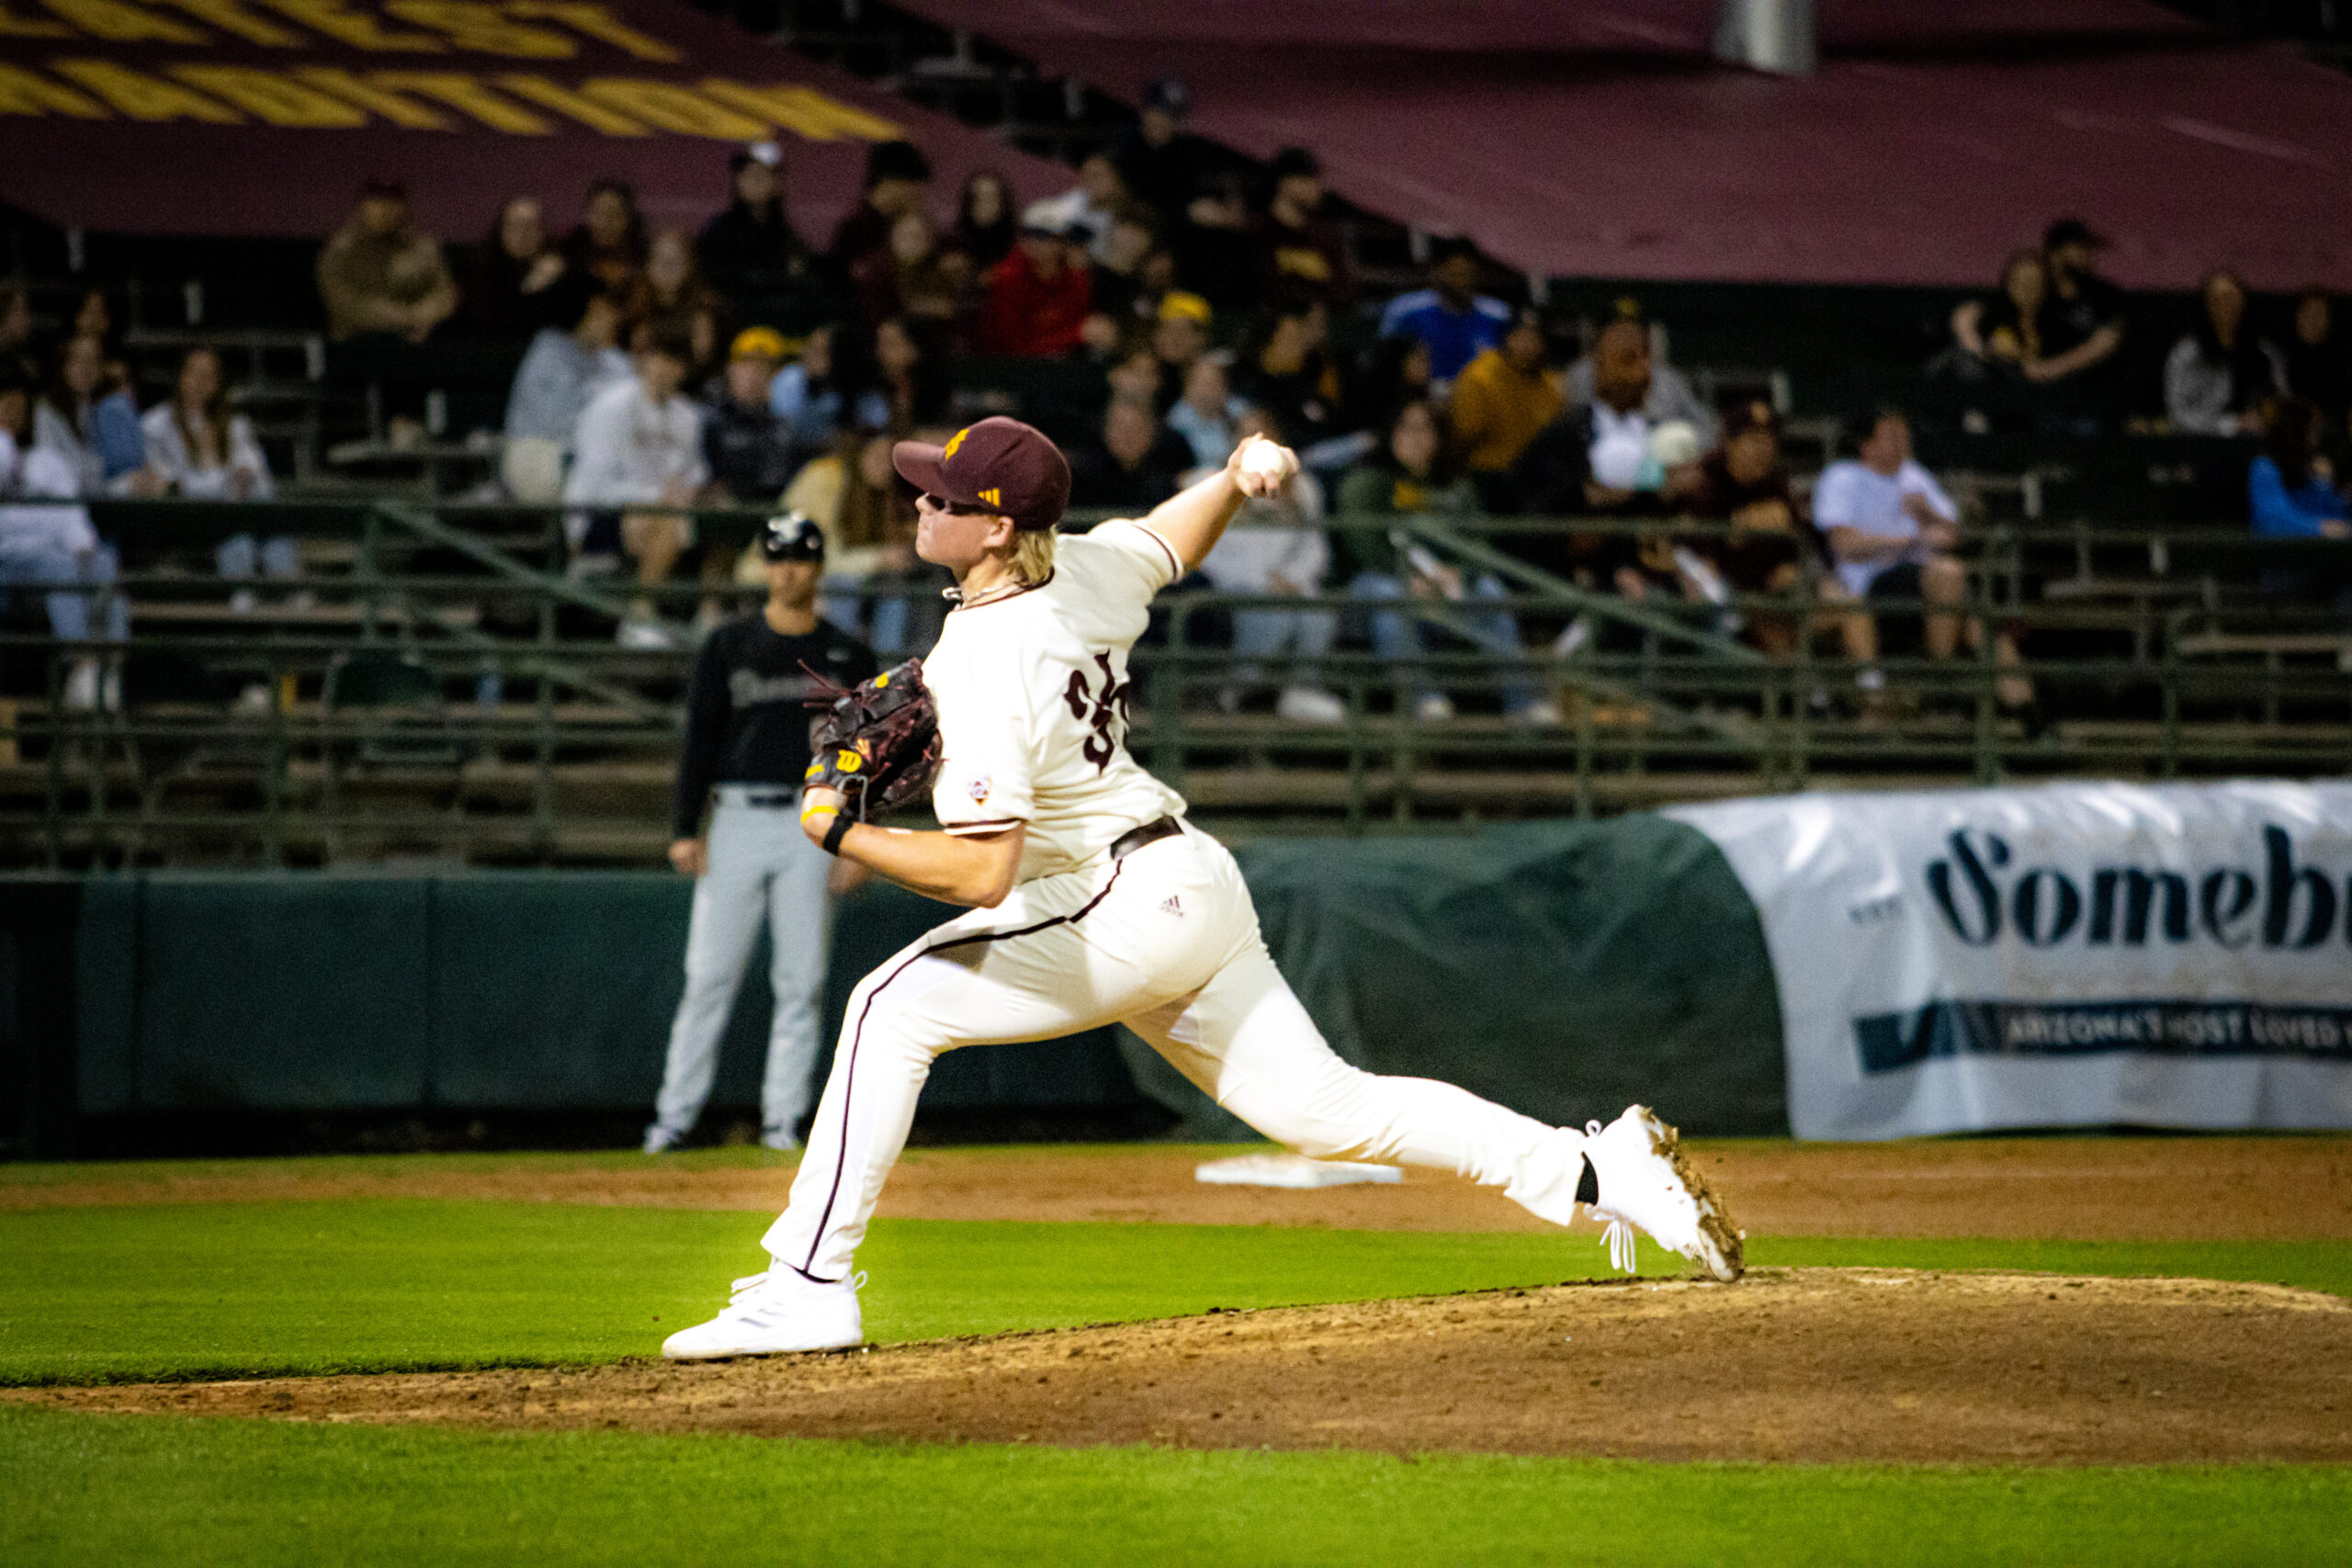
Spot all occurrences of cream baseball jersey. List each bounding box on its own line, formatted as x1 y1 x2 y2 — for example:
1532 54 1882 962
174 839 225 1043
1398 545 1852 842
925 518 1189 883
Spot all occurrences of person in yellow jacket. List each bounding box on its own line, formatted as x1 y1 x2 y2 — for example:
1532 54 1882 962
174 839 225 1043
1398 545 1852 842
1448 307 1562 489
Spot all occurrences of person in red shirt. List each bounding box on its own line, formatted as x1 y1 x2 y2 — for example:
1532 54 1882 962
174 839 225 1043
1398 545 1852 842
976 206 1094 357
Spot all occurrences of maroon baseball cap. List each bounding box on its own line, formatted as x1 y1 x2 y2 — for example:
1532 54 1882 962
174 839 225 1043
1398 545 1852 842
892 416 1071 533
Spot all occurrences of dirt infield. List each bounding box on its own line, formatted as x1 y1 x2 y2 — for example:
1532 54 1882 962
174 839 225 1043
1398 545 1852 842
17 1269 2348 1464
7 1137 2349 1242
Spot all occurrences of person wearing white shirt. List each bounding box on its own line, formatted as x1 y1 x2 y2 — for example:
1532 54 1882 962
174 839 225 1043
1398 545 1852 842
139 348 287 613
1 378 127 709
1814 410 2033 716
565 322 708 648
1196 412 1341 722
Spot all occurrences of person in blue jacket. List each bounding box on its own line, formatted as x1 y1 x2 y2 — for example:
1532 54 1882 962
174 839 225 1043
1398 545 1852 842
2249 399 2350 615
2250 399 2348 539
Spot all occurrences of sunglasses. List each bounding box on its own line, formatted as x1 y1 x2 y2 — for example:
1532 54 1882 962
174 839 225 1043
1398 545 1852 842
922 494 996 517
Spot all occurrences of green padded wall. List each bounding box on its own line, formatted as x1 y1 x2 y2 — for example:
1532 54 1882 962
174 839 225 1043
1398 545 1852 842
15 817 1789 1147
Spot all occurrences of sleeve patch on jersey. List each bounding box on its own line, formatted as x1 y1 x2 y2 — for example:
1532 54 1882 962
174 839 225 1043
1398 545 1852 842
965 770 991 804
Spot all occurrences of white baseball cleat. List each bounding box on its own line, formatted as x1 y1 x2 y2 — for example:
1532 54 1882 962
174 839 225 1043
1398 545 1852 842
661 1267 866 1359
1582 1105 1744 1282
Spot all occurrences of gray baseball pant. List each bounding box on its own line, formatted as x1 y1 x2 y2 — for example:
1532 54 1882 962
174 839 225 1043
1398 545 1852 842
651 788 834 1140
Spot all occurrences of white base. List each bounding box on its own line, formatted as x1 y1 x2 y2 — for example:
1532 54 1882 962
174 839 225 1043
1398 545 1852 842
1193 1153 1405 1190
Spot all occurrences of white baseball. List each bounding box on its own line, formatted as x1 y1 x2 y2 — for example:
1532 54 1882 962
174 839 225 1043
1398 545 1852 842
1238 441 1292 484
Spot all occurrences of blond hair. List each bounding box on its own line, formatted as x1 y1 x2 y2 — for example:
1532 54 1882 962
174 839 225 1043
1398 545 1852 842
1010 527 1057 586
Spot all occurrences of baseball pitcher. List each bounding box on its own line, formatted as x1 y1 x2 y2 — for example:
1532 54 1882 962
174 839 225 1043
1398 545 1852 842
644 514 876 1155
662 419 1741 1358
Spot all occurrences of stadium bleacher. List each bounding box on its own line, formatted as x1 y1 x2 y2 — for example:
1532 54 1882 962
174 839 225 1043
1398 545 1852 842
0 0 2346 870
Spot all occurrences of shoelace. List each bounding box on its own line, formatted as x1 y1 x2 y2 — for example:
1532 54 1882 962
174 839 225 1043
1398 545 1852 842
1582 1120 1636 1273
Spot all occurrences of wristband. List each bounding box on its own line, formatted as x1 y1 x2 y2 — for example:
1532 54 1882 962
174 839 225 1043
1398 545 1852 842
820 811 854 857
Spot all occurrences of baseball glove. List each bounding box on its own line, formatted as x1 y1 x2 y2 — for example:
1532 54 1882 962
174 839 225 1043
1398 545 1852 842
803 657 943 820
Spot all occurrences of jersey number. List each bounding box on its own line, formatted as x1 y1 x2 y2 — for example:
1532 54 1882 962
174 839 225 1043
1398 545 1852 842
1062 653 1131 772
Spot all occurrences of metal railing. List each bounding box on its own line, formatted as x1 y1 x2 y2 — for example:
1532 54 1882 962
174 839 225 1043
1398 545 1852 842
0 499 2345 864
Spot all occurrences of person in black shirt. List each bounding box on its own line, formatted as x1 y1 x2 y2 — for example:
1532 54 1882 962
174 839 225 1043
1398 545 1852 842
648 514 877 1155
697 144 816 316
2033 217 2126 382
700 328 797 505
1068 398 1193 511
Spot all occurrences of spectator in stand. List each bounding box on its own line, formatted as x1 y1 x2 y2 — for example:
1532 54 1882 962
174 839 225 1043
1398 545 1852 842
869 316 953 430
2249 399 2351 615
1237 299 1343 454
139 347 286 611
977 206 1093 357
1115 77 1215 227
1684 400 1873 672
1151 291 1212 388
1032 152 1128 265
828 140 932 276
1069 397 1191 511
1254 147 1351 309
952 170 1018 272
852 209 963 329
1561 316 1717 449
769 323 886 460
1513 318 1709 595
1335 399 1548 723
0 284 35 383
2165 269 2281 436
629 228 729 385
1379 236 1510 393
1167 355 1245 470
700 327 796 505
1351 332 1435 435
697 143 813 312
1200 407 1345 723
2283 288 2349 427
1815 410 2034 715
564 320 708 648
315 178 456 344
1450 307 1561 509
565 177 649 298
1085 204 1161 333
2249 399 2348 540
0 368 127 710
502 286 629 505
1173 167 1256 312
65 286 119 361
1101 339 1165 415
458 195 569 341
35 333 143 495
1948 248 2047 377
2032 218 2126 384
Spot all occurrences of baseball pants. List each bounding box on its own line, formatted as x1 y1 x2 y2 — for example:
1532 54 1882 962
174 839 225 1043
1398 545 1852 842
651 789 835 1142
763 820 1587 1281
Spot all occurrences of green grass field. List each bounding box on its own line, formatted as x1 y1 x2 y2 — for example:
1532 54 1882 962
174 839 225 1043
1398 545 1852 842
4 1157 2348 1564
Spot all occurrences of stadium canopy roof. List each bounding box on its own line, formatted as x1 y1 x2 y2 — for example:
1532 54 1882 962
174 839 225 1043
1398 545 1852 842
893 0 2352 291
0 0 1068 243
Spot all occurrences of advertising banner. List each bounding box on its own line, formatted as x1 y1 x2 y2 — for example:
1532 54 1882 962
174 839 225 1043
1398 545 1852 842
1672 783 2352 1140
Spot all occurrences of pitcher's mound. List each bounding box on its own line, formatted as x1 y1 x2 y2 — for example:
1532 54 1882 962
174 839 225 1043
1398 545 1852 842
26 1269 2352 1463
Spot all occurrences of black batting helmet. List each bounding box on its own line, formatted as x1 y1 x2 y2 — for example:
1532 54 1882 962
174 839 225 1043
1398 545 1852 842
761 513 825 562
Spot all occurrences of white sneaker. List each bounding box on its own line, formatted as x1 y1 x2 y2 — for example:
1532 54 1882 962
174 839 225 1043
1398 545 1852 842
1412 691 1455 722
1581 1105 1743 1281
1274 685 1346 724
642 1123 684 1155
662 1267 865 1360
759 1126 801 1153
